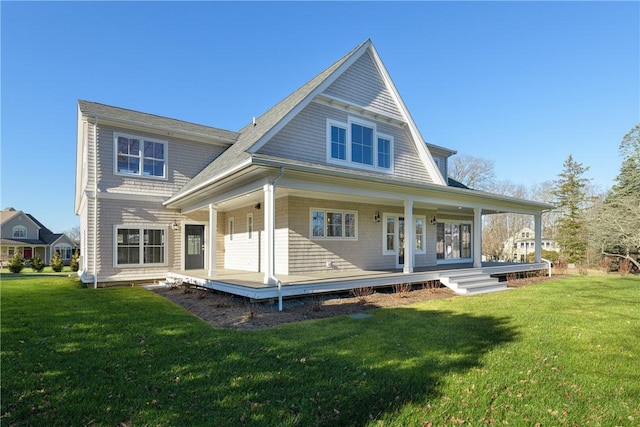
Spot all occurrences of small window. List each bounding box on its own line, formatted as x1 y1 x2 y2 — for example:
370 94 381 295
228 218 235 241
115 133 167 179
377 137 391 169
247 214 253 240
310 209 357 240
12 225 27 239
415 216 425 254
330 125 347 161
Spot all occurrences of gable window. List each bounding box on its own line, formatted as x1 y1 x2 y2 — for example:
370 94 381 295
115 133 167 179
330 124 347 161
310 209 357 240
351 123 373 165
115 226 166 266
12 225 27 239
326 117 393 171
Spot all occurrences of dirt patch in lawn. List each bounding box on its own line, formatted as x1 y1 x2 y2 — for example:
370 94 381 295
152 284 456 330
151 274 555 330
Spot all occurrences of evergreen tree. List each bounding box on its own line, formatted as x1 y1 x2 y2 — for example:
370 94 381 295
7 250 25 274
31 253 45 273
553 154 591 263
50 251 64 273
70 249 80 272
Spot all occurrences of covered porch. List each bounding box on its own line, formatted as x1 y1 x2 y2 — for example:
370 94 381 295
165 261 550 302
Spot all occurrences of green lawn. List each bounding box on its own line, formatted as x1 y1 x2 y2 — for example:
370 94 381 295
1 274 638 426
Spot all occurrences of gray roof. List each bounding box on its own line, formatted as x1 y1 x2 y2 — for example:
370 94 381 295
165 40 370 205
78 100 239 144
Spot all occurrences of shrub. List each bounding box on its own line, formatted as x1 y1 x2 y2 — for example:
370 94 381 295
7 251 25 274
619 258 632 276
50 251 64 272
70 249 80 272
392 283 411 297
31 253 45 273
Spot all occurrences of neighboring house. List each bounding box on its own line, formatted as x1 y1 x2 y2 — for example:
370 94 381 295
503 227 559 262
0 208 76 266
75 39 552 289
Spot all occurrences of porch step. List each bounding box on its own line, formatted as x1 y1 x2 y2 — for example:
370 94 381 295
439 272 506 295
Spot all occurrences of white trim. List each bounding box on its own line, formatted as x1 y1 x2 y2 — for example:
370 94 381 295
113 132 168 180
112 224 168 268
414 215 426 255
382 213 399 256
309 207 358 241
97 192 169 202
12 225 27 239
247 213 254 240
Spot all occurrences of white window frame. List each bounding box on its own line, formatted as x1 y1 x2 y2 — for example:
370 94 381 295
247 214 253 240
435 220 473 264
54 244 73 260
309 208 358 241
382 213 398 255
114 132 168 180
228 217 235 241
326 116 393 173
414 215 426 255
12 225 27 239
113 225 167 268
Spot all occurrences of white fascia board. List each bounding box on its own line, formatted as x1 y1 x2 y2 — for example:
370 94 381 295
74 109 87 214
246 41 372 155
163 158 253 207
366 44 447 186
180 177 271 214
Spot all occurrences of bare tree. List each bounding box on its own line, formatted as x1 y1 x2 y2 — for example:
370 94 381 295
449 154 496 190
65 226 81 246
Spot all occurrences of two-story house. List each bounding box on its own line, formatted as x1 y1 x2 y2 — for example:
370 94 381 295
0 207 76 266
504 227 559 262
75 40 552 296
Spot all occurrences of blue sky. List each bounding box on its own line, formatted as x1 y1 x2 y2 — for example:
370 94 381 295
2 1 638 233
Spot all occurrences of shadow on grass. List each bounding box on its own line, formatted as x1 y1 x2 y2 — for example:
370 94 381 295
2 278 518 426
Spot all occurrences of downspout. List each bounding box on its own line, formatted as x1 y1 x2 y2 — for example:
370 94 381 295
93 116 98 289
271 167 284 310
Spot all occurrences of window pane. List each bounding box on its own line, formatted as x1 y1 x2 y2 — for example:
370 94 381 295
415 218 424 251
436 223 445 259
143 229 164 264
345 213 356 238
378 138 390 169
461 224 471 258
327 212 342 237
351 123 373 165
386 217 395 251
330 126 346 160
312 211 324 237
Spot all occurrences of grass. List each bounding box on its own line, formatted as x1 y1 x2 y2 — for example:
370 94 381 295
1 274 638 426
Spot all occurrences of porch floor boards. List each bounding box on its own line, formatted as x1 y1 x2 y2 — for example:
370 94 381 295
165 262 548 300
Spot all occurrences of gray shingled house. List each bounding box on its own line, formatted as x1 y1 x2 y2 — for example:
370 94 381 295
75 40 552 297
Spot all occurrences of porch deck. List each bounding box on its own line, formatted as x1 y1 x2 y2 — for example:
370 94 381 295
165 262 549 301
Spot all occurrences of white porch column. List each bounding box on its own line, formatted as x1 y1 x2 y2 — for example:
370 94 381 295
473 207 483 268
263 183 276 285
534 212 542 263
403 199 414 273
208 204 217 277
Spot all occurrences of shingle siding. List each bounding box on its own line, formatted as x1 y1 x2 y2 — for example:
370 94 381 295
324 51 401 117
259 102 432 183
95 125 226 196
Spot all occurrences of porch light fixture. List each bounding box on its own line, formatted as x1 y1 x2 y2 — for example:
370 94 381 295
373 211 381 223
172 221 179 231
430 215 437 225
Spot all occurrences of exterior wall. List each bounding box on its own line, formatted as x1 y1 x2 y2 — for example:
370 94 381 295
1 213 40 240
94 124 227 196
285 196 440 274
323 51 401 117
92 198 182 285
258 102 432 183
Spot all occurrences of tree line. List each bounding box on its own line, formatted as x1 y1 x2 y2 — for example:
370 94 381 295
450 124 640 271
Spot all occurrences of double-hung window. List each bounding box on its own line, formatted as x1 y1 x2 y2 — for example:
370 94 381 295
327 117 393 171
115 133 167 179
115 226 166 266
310 209 357 240
12 225 27 239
